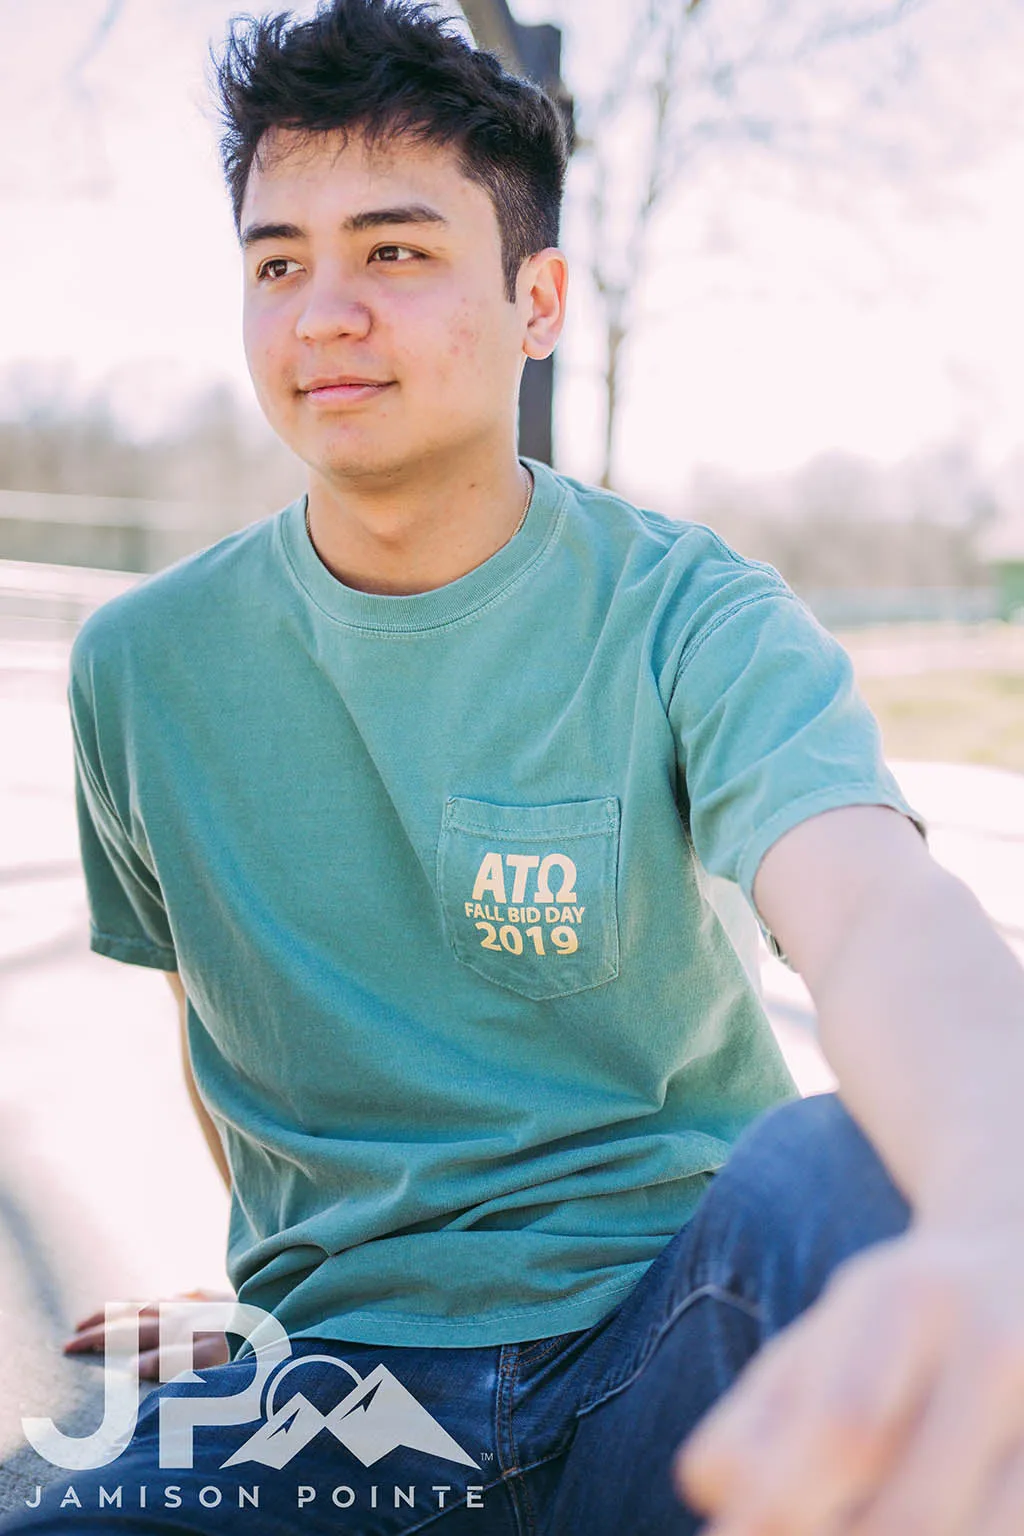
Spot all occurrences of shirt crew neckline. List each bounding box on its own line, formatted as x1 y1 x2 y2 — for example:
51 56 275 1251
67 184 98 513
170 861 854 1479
277 456 565 633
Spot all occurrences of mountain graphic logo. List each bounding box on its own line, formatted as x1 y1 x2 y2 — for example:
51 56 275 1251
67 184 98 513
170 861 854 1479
220 1354 479 1472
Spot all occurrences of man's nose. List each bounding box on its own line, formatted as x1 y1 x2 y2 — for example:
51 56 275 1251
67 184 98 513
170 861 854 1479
295 276 373 344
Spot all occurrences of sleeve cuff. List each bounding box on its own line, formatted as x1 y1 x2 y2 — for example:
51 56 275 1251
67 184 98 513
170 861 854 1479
90 930 178 971
736 785 929 966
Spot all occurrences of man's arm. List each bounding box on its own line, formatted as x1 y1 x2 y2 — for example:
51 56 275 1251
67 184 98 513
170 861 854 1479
679 803 1024 1532
755 805 1024 1223
167 971 232 1192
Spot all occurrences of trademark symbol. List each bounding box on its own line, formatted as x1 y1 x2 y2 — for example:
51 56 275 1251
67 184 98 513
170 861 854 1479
479 1450 494 1462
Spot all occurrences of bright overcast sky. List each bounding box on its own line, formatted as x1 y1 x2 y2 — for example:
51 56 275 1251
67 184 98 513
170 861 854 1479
0 0 1022 507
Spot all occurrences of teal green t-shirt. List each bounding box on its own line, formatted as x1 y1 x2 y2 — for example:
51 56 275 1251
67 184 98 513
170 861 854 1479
68 460 922 1348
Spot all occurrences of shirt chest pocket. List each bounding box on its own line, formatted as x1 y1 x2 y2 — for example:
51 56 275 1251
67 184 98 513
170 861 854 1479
437 796 620 1001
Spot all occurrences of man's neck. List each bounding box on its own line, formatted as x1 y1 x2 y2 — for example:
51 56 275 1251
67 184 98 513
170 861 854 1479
304 448 533 597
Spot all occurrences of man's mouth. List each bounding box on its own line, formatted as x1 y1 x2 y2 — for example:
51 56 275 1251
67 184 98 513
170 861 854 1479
299 377 395 403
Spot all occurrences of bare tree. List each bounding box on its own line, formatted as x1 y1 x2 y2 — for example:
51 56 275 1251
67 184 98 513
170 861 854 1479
563 0 943 488
577 0 705 487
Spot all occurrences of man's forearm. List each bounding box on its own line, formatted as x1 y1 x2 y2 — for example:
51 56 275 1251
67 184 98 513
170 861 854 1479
810 861 1024 1228
167 972 232 1193
179 1033 233 1192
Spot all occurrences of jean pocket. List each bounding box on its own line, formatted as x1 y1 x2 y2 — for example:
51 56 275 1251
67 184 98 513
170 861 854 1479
437 796 620 1001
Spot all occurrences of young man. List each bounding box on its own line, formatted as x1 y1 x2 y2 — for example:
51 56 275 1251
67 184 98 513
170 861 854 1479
12 2 1024 1532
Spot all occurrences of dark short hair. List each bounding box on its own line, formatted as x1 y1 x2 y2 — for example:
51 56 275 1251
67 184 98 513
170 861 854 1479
212 0 568 302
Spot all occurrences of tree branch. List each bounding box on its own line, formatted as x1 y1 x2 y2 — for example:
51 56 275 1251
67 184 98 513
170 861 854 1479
67 0 127 90
799 0 929 57
574 0 663 144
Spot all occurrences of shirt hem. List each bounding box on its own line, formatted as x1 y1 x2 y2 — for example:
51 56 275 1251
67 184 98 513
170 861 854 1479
90 930 178 970
272 1272 647 1351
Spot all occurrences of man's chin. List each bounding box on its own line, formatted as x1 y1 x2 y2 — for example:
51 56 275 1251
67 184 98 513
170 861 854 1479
281 420 476 486
277 422 390 475
306 444 423 486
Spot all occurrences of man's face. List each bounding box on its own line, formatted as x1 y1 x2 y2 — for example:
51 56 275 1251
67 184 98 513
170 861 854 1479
239 127 533 484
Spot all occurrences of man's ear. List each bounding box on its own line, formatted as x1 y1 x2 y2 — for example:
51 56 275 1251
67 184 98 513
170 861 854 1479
520 248 569 361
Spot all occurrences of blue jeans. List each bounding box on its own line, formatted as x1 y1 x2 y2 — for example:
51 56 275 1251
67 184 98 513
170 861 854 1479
4 1093 910 1535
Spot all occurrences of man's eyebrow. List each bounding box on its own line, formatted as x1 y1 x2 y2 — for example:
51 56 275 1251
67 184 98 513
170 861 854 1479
240 221 304 249
343 204 449 233
240 206 448 248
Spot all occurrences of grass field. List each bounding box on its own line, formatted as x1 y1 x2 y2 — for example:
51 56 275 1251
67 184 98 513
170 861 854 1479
834 625 1024 775
856 670 1024 774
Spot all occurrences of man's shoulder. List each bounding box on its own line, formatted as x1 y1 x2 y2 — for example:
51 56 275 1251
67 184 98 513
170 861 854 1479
69 507 288 683
551 468 792 613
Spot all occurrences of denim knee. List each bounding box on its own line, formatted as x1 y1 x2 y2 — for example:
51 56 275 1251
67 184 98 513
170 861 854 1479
681 1092 911 1327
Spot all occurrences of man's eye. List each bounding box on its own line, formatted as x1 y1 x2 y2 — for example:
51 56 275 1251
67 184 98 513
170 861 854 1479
370 245 421 264
256 258 300 283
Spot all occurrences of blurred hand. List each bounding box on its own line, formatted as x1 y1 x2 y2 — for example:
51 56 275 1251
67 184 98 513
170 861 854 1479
62 1287 234 1380
676 1225 1024 1535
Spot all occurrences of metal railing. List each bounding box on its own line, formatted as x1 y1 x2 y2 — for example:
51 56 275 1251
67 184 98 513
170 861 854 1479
0 558 139 643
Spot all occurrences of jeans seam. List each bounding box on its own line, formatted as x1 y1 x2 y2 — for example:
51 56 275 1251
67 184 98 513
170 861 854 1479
574 1282 764 1420
497 1344 545 1536
517 1334 572 1366
516 1388 540 1536
496 1343 518 1476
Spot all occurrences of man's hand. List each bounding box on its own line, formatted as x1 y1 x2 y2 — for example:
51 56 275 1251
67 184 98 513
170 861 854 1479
675 1223 1024 1534
62 1288 233 1381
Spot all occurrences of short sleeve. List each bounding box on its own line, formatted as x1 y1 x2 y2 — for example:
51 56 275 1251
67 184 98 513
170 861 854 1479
668 588 927 950
68 646 178 971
